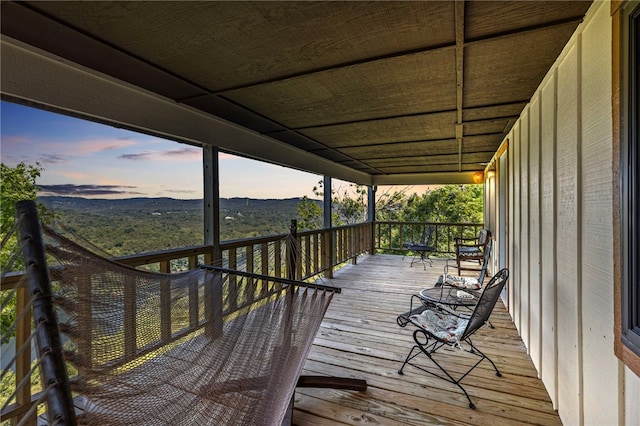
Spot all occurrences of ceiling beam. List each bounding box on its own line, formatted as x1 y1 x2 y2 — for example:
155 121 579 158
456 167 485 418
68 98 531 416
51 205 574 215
372 171 479 186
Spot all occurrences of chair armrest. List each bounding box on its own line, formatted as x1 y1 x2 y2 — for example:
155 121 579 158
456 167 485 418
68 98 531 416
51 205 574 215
397 294 430 327
444 259 456 275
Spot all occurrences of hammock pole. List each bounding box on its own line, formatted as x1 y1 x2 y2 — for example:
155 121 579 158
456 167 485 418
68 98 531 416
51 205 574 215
16 200 77 426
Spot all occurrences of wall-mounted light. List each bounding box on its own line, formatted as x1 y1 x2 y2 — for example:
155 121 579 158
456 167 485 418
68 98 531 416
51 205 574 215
472 171 484 184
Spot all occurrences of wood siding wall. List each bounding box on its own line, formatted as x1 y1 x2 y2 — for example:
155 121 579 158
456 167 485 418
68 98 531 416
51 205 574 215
497 1 640 424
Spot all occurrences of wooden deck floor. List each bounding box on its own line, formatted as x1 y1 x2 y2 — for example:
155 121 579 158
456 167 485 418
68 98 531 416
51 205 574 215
294 254 560 426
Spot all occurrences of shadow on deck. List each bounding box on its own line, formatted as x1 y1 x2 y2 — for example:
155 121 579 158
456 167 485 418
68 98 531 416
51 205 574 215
295 254 559 426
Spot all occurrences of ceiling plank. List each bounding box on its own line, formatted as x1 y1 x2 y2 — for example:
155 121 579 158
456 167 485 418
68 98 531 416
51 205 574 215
1 38 373 186
455 0 465 172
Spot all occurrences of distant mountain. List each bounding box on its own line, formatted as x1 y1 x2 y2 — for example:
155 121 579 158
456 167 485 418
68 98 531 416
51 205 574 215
37 196 314 215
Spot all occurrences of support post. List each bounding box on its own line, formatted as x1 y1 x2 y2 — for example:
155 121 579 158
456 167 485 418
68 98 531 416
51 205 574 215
323 176 334 278
16 200 76 425
368 186 376 255
203 146 223 338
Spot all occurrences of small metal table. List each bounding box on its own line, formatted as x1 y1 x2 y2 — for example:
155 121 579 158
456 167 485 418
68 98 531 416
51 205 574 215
419 286 479 308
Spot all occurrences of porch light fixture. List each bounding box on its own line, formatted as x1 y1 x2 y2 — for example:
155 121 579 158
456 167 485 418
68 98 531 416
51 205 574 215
472 171 484 184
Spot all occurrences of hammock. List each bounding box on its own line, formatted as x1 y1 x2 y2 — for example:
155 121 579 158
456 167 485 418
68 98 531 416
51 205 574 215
13 201 359 425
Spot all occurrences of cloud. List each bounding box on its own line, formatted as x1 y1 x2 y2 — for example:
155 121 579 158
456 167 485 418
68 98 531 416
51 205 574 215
118 152 152 161
74 138 137 154
38 184 143 196
39 154 67 164
1 135 29 145
162 148 200 158
118 147 200 162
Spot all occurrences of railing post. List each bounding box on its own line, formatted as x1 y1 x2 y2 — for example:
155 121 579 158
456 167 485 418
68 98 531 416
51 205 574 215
287 220 298 281
16 200 76 426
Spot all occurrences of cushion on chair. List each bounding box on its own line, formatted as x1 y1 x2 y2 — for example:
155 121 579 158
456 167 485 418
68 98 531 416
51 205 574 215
444 275 481 290
458 247 482 258
409 309 469 343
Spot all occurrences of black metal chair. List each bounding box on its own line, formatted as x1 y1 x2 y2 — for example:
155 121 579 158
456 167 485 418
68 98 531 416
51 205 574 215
403 225 436 269
441 239 493 291
451 228 491 275
396 268 509 409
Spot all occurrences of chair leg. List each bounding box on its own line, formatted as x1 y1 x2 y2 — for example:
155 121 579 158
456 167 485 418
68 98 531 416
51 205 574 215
399 340 477 409
398 345 420 375
466 340 501 377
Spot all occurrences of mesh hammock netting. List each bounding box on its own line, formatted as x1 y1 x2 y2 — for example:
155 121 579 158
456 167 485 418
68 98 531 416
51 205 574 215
41 226 335 425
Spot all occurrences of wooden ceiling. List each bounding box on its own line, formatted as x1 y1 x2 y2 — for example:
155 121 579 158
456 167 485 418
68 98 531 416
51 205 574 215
1 1 592 183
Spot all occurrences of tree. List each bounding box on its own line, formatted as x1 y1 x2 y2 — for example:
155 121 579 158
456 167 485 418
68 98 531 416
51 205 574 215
296 180 410 230
1 162 51 342
401 185 483 223
296 195 323 230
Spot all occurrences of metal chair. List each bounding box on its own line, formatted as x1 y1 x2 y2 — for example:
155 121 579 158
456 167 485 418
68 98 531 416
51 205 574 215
397 268 509 409
441 239 493 291
403 225 436 269
451 228 491 275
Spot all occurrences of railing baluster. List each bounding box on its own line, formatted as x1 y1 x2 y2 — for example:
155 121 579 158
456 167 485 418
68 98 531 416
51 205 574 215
188 256 199 328
312 234 319 276
160 261 171 342
124 274 137 361
304 236 311 278
274 239 282 280
261 243 269 297
228 249 237 311
245 246 254 303
14 284 34 426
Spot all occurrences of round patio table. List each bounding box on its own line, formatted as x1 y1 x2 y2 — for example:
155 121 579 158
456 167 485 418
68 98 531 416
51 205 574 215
419 286 479 308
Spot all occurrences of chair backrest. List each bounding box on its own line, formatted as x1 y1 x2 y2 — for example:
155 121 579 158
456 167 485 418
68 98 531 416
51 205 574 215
477 238 493 284
421 225 435 245
478 229 491 245
463 268 509 338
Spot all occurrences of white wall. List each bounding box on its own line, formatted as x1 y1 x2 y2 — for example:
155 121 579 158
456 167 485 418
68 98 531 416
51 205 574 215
499 1 640 424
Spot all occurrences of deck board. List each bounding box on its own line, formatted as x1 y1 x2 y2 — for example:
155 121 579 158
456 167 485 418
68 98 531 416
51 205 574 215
294 254 560 426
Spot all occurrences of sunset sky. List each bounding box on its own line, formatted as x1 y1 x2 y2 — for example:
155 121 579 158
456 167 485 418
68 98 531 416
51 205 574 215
1 100 327 199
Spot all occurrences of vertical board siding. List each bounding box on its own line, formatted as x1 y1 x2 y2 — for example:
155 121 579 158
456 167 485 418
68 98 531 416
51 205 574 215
529 95 543 374
626 369 640 423
520 108 531 350
555 44 581 425
500 2 640 424
508 128 515 315
512 122 521 328
579 4 618 424
540 75 558 407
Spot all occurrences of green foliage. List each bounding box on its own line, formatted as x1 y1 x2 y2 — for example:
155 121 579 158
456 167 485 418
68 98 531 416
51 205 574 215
295 182 483 231
1 162 53 343
401 185 483 223
296 195 323 230
296 181 410 230
0 359 43 415
38 196 303 256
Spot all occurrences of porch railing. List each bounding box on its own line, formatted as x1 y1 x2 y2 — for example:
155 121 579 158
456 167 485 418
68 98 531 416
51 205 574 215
0 220 481 424
0 221 372 424
374 221 484 256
